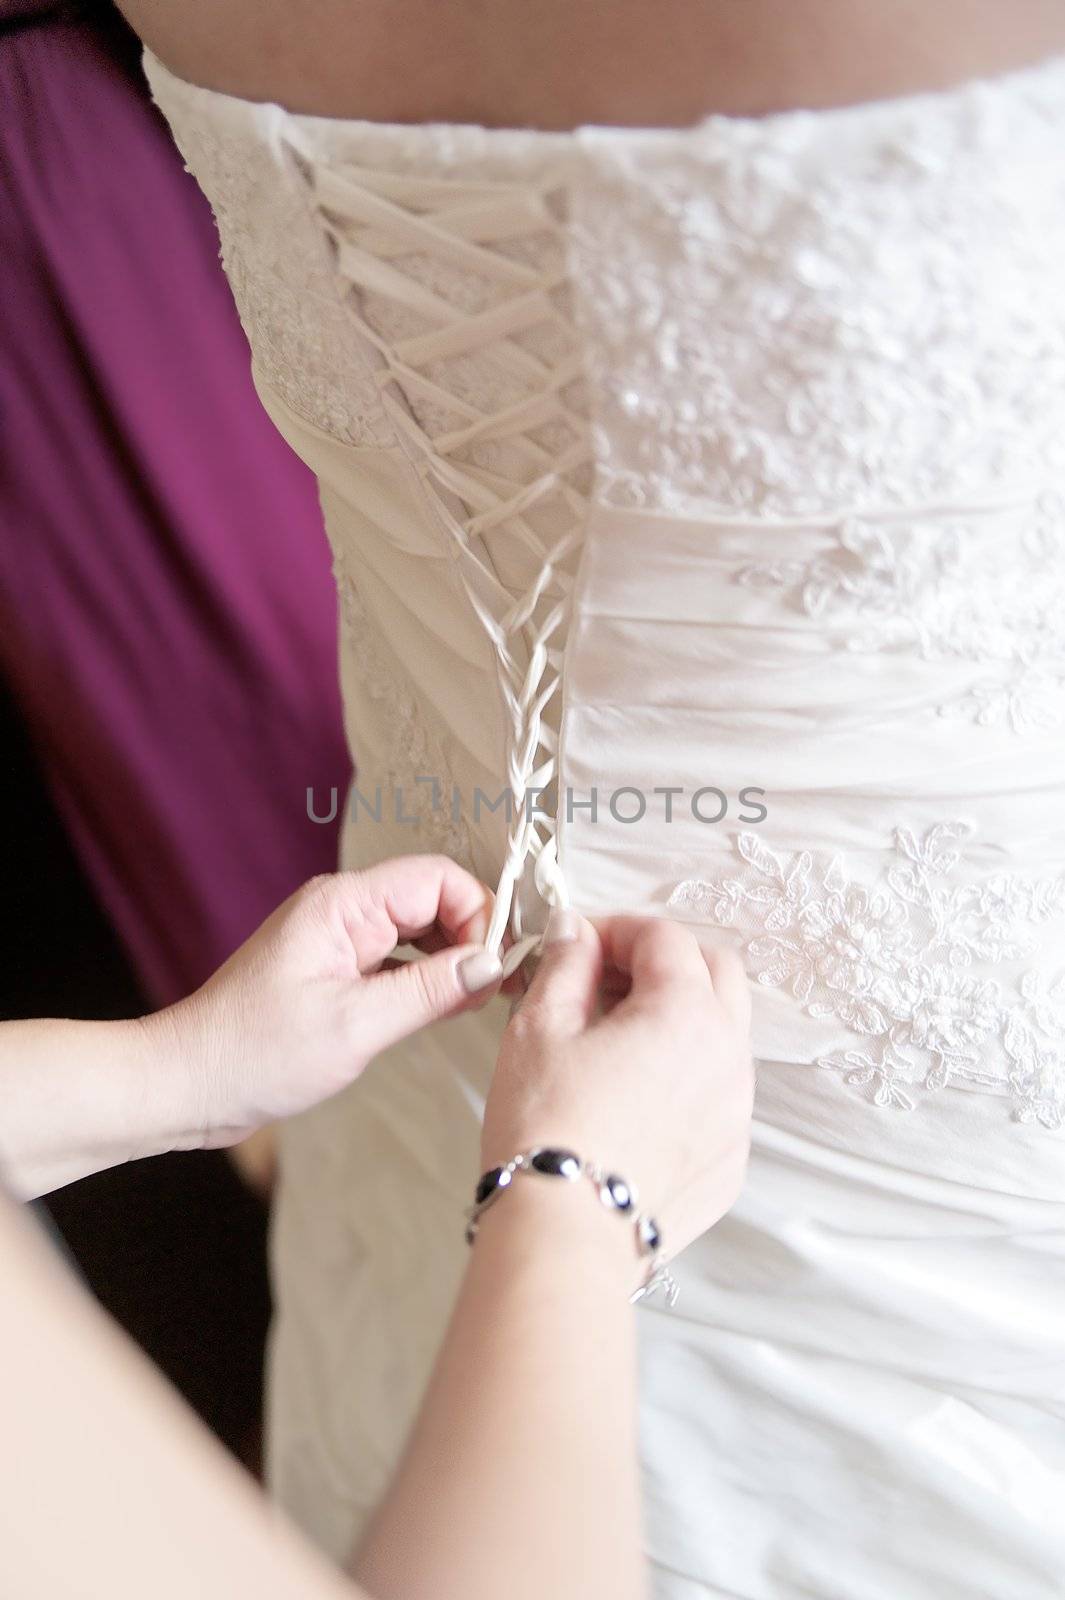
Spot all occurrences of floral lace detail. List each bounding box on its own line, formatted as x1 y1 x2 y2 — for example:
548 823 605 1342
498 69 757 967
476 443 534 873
669 824 1065 1126
568 61 1065 517
333 553 472 866
145 73 393 447
735 495 1065 731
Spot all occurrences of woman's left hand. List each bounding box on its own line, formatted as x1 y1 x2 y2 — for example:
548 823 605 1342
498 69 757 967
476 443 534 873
146 855 504 1148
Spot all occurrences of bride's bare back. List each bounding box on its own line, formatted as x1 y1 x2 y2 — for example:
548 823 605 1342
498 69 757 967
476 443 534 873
122 0 1065 125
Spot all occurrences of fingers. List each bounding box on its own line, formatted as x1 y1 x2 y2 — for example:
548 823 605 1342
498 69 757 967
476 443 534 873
595 916 714 1004
318 856 495 971
370 854 495 945
702 944 752 1028
352 943 503 1058
591 917 751 1024
513 909 603 1039
319 866 751 1059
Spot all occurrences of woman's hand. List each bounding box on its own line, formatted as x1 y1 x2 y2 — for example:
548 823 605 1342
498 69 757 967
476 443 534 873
0 855 505 1199
483 911 754 1273
145 855 505 1149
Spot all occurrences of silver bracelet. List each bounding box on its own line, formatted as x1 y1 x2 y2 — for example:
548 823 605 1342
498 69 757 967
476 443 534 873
465 1147 679 1307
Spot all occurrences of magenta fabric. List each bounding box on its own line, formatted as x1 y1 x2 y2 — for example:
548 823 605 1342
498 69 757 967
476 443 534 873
0 7 352 1003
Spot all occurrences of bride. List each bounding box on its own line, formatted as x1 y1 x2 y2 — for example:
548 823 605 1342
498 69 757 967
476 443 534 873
119 4 1065 1594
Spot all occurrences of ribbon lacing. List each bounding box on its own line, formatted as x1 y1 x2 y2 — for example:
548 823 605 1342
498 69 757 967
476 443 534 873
294 152 593 977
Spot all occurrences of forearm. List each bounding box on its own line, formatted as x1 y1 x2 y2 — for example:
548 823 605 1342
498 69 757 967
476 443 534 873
0 1171 644 1600
0 1014 191 1199
353 1179 647 1600
0 1191 356 1600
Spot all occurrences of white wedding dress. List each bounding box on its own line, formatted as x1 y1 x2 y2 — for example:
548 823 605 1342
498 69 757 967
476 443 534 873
148 49 1065 1598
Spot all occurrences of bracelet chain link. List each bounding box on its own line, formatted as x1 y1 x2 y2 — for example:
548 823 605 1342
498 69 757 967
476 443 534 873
465 1147 680 1307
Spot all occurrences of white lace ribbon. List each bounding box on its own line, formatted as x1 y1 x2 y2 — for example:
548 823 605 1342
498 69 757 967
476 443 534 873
291 149 592 967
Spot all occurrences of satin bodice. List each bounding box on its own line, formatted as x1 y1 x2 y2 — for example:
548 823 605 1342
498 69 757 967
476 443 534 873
148 50 1065 1596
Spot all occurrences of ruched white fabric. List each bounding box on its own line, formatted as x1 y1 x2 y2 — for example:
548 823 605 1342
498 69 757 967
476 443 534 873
147 49 1065 1598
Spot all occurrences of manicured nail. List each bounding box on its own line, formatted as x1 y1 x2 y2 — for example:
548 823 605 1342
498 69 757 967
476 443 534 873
543 907 581 945
458 949 504 993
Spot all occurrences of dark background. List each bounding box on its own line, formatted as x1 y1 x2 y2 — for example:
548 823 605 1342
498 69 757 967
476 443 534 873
2 678 272 1467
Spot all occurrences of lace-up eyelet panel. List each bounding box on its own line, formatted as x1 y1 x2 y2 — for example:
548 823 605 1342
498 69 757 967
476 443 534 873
286 142 595 960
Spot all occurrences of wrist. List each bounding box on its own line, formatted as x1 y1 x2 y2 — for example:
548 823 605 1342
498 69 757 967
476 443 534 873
125 1002 228 1157
113 1011 202 1161
469 1162 644 1299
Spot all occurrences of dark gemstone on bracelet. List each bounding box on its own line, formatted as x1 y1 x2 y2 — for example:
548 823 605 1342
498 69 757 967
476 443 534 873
637 1215 662 1254
530 1147 581 1180
475 1166 510 1205
600 1174 634 1211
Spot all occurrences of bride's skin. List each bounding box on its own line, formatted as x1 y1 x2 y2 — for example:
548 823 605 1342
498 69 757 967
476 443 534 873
120 0 1065 124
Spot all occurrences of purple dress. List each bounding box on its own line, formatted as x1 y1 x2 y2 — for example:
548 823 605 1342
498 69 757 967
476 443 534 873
0 4 351 1002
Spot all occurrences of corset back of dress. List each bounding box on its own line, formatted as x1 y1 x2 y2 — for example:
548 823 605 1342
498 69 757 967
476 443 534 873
148 50 1065 1595
149 51 1065 1139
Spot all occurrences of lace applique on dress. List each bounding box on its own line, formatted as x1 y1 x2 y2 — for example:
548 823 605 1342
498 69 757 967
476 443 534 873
670 824 1065 1126
568 71 1065 518
154 92 393 447
735 494 1065 732
333 551 472 866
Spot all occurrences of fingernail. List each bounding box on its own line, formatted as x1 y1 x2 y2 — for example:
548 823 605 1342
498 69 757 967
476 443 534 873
458 949 504 993
543 907 581 945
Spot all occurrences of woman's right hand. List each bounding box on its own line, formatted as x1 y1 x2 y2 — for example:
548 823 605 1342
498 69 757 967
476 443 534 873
483 911 755 1274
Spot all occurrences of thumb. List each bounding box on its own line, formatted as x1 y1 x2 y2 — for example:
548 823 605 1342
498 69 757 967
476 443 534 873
516 910 603 1039
352 943 503 1058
